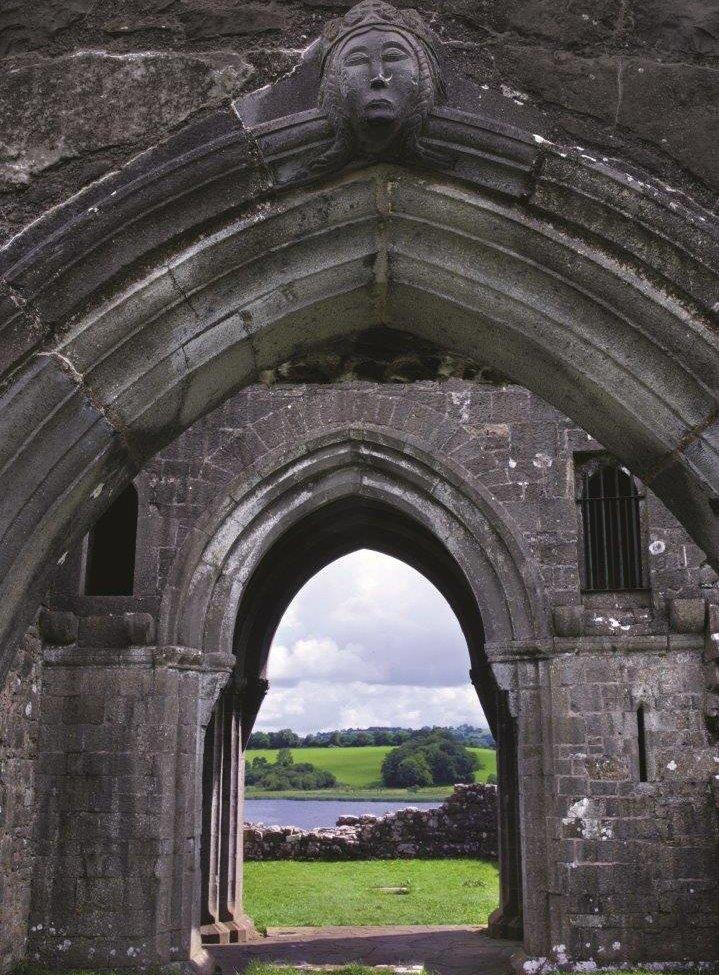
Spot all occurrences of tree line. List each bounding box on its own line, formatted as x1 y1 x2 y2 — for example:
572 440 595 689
244 729 492 791
247 724 495 750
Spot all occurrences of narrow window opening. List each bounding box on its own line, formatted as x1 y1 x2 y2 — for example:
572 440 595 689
579 462 645 592
637 705 648 783
85 483 138 596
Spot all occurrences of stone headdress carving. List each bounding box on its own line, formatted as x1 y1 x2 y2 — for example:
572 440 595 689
309 0 448 174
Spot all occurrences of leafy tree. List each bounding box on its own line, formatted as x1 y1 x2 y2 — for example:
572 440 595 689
245 751 337 790
273 728 301 748
381 729 478 787
248 731 270 749
393 755 433 787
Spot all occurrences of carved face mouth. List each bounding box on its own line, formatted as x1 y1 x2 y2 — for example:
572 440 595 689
363 97 396 121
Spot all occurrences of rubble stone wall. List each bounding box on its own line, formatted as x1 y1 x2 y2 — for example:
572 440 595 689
244 783 498 861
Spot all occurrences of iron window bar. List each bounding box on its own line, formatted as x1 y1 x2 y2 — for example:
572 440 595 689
578 464 646 592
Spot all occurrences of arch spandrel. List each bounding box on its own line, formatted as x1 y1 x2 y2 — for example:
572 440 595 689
0 4 718 679
158 430 547 664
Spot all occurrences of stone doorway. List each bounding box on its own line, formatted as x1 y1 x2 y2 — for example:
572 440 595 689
194 477 539 950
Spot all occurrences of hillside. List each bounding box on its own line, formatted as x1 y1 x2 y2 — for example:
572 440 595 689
244 745 497 799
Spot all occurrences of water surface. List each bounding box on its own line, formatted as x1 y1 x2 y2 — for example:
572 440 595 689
244 798 441 829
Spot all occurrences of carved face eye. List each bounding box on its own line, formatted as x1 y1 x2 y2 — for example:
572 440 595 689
382 42 412 62
344 46 370 66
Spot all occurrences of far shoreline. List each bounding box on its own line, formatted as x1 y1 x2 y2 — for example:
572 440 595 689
244 788 471 802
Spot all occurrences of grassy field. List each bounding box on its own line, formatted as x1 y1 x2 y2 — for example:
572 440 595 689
245 745 497 799
244 858 499 929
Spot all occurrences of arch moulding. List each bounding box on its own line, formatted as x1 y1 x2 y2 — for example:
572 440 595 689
0 27 718 676
157 424 550 959
159 425 549 670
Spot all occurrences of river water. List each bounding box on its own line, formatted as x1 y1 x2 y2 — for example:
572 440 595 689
244 798 442 829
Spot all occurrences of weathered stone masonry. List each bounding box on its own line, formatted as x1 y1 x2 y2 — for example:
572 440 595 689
0 0 718 970
25 379 719 968
0 632 41 971
244 783 499 861
1 0 718 247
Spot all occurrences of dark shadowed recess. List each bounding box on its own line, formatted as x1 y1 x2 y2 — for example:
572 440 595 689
84 482 138 596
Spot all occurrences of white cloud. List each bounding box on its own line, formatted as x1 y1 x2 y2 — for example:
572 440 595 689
256 681 484 734
269 636 387 684
271 550 472 688
258 550 488 732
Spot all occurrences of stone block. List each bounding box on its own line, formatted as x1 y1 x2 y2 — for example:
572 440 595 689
669 598 706 633
38 609 78 646
553 604 583 637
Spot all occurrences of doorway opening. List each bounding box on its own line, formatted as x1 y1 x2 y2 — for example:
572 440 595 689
199 497 523 945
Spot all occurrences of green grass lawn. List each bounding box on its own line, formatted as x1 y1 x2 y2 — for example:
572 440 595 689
245 746 496 799
243 858 499 929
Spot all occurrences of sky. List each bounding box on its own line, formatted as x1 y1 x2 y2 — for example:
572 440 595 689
256 549 487 733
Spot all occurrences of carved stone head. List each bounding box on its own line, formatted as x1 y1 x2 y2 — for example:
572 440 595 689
311 0 446 173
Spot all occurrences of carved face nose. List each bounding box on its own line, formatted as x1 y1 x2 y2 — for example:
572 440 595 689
370 71 392 89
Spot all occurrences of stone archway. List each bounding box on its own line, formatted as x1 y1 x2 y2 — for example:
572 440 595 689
0 135 717 677
2 2 719 968
157 429 549 965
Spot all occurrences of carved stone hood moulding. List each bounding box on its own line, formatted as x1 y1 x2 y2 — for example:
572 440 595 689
232 0 546 185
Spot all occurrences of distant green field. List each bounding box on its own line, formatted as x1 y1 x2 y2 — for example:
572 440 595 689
244 745 496 798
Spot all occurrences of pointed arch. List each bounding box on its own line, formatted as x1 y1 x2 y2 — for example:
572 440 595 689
0 104 717 679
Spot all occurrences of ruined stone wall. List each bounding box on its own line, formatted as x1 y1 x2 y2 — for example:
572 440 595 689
132 380 712 613
0 629 42 973
1 0 717 250
244 783 498 861
37 378 719 964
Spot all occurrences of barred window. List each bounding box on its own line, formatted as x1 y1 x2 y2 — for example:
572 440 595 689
578 462 645 592
85 483 138 596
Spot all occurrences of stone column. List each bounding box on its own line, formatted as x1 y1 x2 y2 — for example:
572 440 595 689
514 657 555 957
200 683 257 945
480 648 556 956
486 690 524 941
27 641 233 971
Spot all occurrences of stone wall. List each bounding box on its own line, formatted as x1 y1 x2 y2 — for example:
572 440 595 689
32 377 719 965
0 629 42 974
25 644 232 971
548 647 719 961
131 380 712 611
244 783 498 861
1 0 717 249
